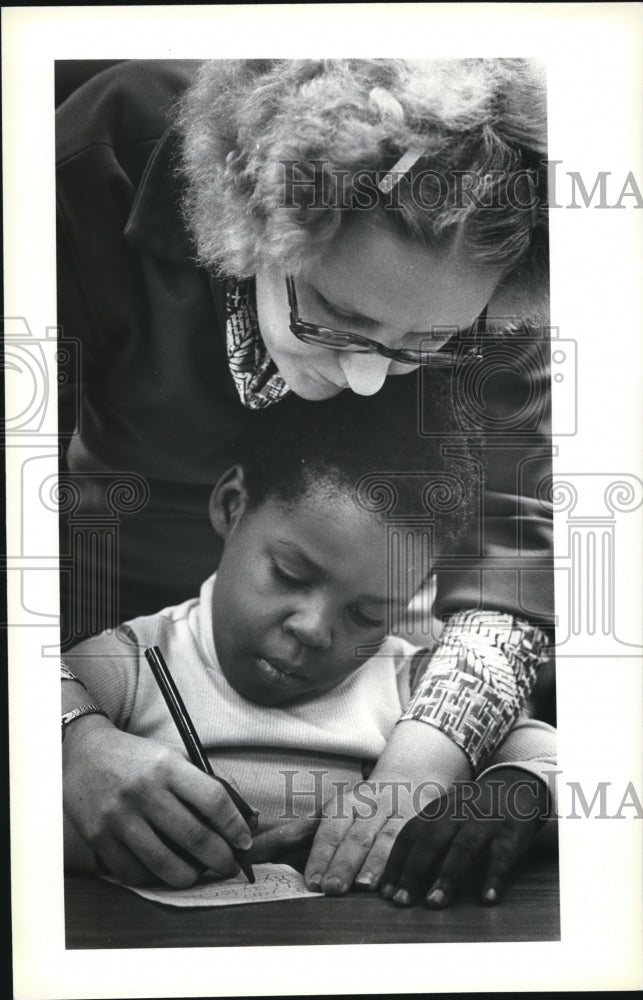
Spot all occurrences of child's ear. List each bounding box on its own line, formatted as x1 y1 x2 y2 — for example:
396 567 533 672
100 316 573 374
209 465 248 538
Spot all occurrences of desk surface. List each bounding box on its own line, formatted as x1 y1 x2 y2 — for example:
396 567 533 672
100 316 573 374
65 852 560 949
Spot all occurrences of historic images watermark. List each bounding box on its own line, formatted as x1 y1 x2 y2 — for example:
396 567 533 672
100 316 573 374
278 159 643 211
277 768 643 822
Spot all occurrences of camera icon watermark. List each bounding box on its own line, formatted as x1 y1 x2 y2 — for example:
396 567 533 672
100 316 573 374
417 327 577 439
3 316 149 647
3 318 83 436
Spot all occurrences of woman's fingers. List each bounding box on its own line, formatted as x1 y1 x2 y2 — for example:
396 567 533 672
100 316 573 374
352 818 405 891
163 757 255 851
97 816 207 888
212 775 259 831
248 816 319 864
304 814 354 891
90 747 253 883
306 781 452 896
317 813 402 894
96 802 241 888
309 789 406 895
64 728 257 887
142 790 242 877
94 838 155 887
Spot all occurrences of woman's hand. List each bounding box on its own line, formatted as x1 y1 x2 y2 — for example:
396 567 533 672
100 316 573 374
303 773 440 895
247 816 320 869
380 766 551 908
304 720 471 895
63 717 255 888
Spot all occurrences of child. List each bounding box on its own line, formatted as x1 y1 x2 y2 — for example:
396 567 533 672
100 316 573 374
62 378 555 894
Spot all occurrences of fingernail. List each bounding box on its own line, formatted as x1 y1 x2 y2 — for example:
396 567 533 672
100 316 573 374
426 888 446 907
237 833 253 850
307 873 322 892
355 871 374 888
381 883 395 899
393 888 411 906
323 876 345 895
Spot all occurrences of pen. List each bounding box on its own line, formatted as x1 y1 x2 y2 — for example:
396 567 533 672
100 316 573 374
144 645 255 883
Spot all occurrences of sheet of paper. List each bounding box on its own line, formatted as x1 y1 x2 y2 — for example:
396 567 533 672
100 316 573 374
104 864 322 908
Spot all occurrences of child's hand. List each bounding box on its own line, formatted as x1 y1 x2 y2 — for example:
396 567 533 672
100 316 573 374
380 767 550 908
63 718 255 888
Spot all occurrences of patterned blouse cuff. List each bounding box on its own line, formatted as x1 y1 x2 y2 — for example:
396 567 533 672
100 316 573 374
60 662 88 689
399 611 551 771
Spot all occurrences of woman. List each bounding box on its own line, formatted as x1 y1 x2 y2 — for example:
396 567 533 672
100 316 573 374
58 58 554 890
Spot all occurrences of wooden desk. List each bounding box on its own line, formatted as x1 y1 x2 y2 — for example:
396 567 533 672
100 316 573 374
65 852 559 949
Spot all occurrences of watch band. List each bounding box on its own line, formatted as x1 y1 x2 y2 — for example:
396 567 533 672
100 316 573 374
61 705 109 741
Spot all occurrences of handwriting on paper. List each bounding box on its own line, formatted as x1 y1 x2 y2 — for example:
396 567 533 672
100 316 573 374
105 864 322 908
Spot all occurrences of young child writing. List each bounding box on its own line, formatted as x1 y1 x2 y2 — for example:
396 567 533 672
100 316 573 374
62 375 555 897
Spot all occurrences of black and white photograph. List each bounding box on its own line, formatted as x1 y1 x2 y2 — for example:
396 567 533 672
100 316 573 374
5 5 642 997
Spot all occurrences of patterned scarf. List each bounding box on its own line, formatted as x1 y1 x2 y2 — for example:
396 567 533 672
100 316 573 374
225 277 291 410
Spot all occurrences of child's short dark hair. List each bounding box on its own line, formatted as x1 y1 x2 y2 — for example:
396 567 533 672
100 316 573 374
236 369 482 556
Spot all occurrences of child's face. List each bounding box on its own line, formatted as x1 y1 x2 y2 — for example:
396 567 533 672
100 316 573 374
211 485 417 706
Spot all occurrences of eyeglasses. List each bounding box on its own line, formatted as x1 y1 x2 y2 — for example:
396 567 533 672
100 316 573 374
286 275 485 367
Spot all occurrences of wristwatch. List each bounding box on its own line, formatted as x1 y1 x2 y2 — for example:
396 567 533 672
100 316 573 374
61 705 109 741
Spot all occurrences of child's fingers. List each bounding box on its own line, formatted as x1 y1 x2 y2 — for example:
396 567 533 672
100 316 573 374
379 820 417 895
424 876 456 909
380 810 456 903
480 833 520 905
423 823 487 908
380 838 439 906
380 797 457 894
380 832 447 904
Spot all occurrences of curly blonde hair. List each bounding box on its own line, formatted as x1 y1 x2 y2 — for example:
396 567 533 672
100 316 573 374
176 58 548 319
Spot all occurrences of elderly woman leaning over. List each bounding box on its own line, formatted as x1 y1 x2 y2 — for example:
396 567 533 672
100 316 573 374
58 58 554 894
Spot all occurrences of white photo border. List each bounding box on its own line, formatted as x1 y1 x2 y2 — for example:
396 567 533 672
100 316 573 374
5 4 643 997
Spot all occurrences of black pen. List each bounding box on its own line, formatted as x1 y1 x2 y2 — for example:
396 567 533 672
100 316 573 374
144 645 255 883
